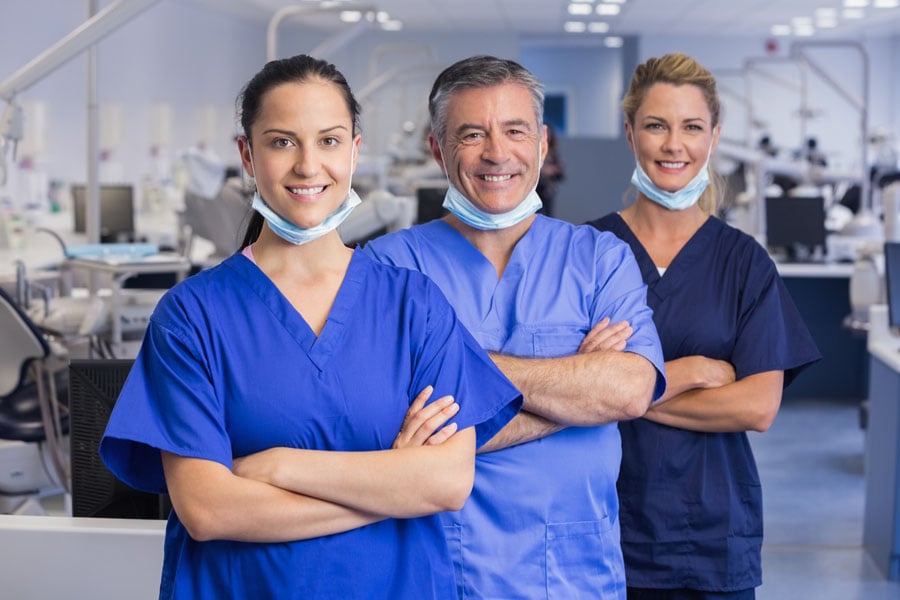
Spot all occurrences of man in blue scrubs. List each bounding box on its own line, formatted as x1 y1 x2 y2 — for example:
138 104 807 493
365 55 666 599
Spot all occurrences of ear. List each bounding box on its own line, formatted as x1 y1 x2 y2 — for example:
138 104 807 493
540 124 549 163
711 124 721 154
237 136 254 178
351 134 361 174
624 122 635 153
429 133 447 175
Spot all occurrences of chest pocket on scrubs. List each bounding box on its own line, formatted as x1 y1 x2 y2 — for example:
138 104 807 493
529 327 586 358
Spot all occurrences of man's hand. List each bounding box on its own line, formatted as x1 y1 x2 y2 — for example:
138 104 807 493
578 317 632 353
393 386 460 449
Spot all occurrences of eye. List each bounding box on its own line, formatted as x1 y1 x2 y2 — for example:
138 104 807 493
645 122 664 131
321 136 340 147
272 137 294 149
459 132 484 146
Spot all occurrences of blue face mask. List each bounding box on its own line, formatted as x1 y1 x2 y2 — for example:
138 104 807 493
251 189 361 246
439 142 543 231
631 143 713 211
248 147 361 245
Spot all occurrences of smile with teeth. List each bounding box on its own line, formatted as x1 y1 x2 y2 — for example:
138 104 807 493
481 174 513 182
289 186 326 195
658 161 687 169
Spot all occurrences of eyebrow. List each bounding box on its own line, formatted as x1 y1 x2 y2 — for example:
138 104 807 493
261 124 350 136
643 115 708 125
453 119 534 135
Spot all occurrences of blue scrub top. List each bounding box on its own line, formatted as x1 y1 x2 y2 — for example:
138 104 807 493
365 215 665 599
590 213 821 592
100 250 521 600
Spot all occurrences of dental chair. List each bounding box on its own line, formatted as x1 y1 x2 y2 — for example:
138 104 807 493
0 286 70 514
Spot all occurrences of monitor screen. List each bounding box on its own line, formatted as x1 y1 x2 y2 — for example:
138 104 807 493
415 184 449 225
71 184 135 243
885 242 900 331
765 195 827 260
68 358 170 519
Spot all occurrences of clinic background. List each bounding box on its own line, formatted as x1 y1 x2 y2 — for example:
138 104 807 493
2 0 899 228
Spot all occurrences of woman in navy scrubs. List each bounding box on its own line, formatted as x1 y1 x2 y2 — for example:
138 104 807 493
589 52 821 599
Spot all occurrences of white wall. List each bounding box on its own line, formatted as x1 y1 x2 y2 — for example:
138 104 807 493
1 1 898 220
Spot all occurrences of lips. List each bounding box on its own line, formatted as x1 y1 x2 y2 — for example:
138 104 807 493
288 185 326 195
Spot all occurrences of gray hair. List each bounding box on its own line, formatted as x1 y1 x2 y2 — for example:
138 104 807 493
428 55 544 144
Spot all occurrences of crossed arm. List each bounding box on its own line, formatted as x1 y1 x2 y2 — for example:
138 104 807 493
162 387 472 543
644 356 783 433
480 317 658 452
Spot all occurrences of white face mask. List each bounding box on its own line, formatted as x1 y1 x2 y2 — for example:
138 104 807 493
248 146 360 245
439 140 544 230
630 131 716 211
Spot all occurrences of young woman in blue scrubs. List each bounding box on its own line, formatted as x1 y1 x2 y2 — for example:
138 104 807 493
100 55 520 599
589 53 821 599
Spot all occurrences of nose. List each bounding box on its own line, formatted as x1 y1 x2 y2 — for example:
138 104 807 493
661 130 683 153
292 148 320 177
481 135 510 164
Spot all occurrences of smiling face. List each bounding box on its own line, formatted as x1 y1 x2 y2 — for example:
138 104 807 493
430 83 547 215
625 82 718 194
238 79 360 229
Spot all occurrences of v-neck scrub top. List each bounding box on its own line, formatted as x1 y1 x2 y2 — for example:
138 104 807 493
590 213 821 591
100 250 522 600
365 215 666 600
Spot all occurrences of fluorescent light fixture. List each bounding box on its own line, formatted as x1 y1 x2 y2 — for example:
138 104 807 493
875 0 899 7
771 24 792 35
381 19 403 31
791 16 813 26
842 7 866 17
604 36 624 47
815 7 838 17
596 4 621 14
793 24 816 36
340 10 362 22
604 0 627 4
568 3 593 15
843 0 869 6
570 0 593 3
564 21 587 32
376 10 390 22
816 16 839 27
588 21 611 32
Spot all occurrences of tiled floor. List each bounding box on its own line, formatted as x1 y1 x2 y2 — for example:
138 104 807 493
753 397 900 599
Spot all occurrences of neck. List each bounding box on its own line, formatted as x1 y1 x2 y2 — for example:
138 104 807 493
624 194 708 238
252 225 352 278
445 213 536 278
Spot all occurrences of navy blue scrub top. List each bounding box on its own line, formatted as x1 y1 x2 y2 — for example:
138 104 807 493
590 213 821 592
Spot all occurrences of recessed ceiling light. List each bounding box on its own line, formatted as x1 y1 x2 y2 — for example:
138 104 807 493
381 20 403 31
815 8 838 17
604 36 624 47
568 3 593 15
875 0 899 7
816 17 838 28
339 11 362 23
844 0 869 6
842 7 866 17
791 16 814 26
771 24 792 35
588 21 611 32
564 21 587 32
596 4 621 15
793 24 817 36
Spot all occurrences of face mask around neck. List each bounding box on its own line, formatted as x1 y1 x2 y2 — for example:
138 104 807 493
630 139 714 211
439 140 543 230
248 146 360 245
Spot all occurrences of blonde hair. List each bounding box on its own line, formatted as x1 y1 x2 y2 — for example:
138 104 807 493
622 52 723 215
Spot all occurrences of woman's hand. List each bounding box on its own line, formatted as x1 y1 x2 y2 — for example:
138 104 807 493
578 317 632 353
393 386 460 449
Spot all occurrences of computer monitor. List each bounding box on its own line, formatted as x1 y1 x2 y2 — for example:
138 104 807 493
68 358 170 519
765 195 827 261
884 242 900 334
414 184 449 225
71 184 136 243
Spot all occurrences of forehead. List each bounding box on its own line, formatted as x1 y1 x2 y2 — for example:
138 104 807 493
255 79 351 129
445 83 537 127
638 82 711 121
